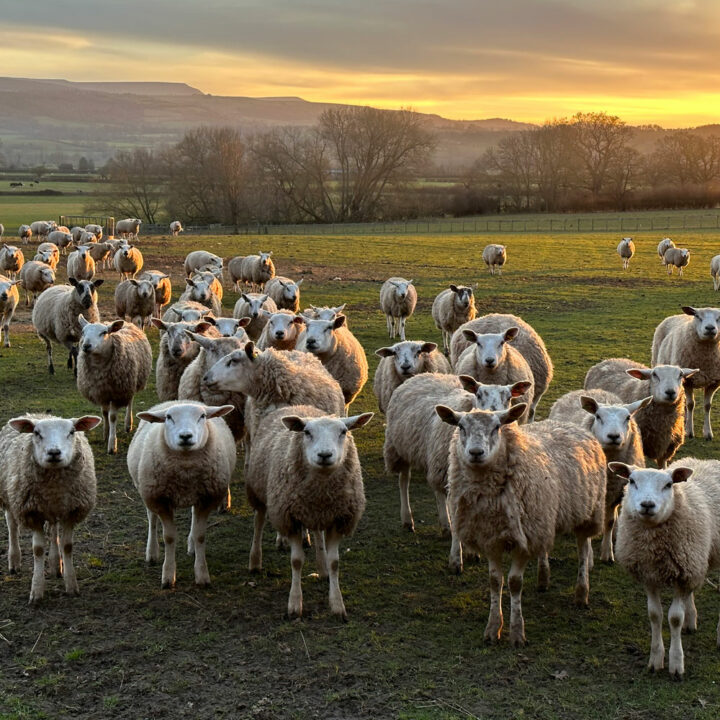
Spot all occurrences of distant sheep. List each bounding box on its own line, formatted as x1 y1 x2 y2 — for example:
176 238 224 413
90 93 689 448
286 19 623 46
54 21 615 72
18 225 32 245
113 243 143 281
138 270 171 318
18 260 55 307
67 246 96 281
236 252 275 292
265 276 303 312
170 220 183 236
711 255 720 291
47 230 73 253
658 238 675 263
84 224 103 241
431 284 477 355
184 250 222 278
34 242 60 270
84 241 114 271
617 237 635 270
379 277 417 342
114 278 155 329
482 244 506 275
30 221 55 240
0 275 20 347
663 247 690 276
0 244 24 280
116 218 142 239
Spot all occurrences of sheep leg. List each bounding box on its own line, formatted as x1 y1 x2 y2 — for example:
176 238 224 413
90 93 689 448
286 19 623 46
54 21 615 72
325 529 346 620
125 397 134 433
668 591 688 677
508 550 530 647
29 529 46 604
685 387 695 439
40 334 54 374
48 522 62 577
600 504 618 563
5 510 21 572
287 533 305 619
442 330 449 356
484 547 504 643
249 509 266 571
101 405 109 442
145 508 159 562
107 403 118 454
537 551 550 590
159 510 177 589
398 467 414 531
703 384 718 440
646 587 665 671
434 490 451 538
2 317 10 347
59 521 78 596
528 391 543 423
385 314 392 337
574 533 592 606
683 592 697 633
190 505 211 586
313 530 328 578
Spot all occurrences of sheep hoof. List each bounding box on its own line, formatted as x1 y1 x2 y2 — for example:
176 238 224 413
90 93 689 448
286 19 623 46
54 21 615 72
8 568 17 575
48 365 55 375
670 670 684 681
161 580 175 590
195 580 210 588
403 522 415 533
440 527 451 540
448 562 463 575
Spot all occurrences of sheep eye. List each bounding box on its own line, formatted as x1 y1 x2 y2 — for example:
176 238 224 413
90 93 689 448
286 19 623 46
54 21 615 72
664 482 672 490
651 372 658 379
340 429 347 436
166 416 174 424
304 429 311 437
629 479 635 486
69 429 75 436
200 414 207 420
324 328 331 333
33 429 41 438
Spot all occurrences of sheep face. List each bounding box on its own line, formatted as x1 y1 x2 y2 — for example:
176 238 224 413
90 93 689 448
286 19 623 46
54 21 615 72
241 294 270 319
580 396 651 450
186 333 243 366
609 463 693 525
626 364 697 405
376 341 437 378
259 252 272 271
281 413 374 469
210 317 248 338
450 285 474 309
0 279 20 301
186 278 211 304
203 343 260 394
158 321 211 359
38 266 55 286
2 244 19 261
137 402 233 452
69 278 102 309
265 312 303 343
129 279 154 301
302 315 345 354
390 279 413 300
462 327 518 370
682 306 720 341
78 318 125 355
8 415 101 469
459 377 532 412
279 279 301 303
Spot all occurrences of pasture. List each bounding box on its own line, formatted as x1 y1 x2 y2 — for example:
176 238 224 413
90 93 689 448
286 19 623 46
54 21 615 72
1 230 720 719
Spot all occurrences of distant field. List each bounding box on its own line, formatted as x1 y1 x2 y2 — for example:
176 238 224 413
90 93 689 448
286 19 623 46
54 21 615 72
0 197 88 231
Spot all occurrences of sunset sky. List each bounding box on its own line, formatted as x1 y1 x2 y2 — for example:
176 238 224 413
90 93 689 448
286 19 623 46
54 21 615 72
2 0 719 126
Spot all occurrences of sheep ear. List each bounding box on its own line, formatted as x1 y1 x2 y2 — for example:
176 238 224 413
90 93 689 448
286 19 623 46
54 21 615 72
260 294 269 303
107 320 125 334
407 279 414 285
510 381 532 397
682 368 699 379
129 279 139 287
282 415 306 432
681 306 697 317
499 404 526 425
419 342 437 354
333 304 346 314
503 327 519 342
8 417 36 433
238 317 252 328
333 315 346 329
458 375 479 394
68 277 79 287
376 347 395 358
185 278 196 287
296 278 303 286
608 462 633 479
73 416 102 432
580 396 599 415
435 405 461 425
137 410 168 424
245 341 258 361
462 329 478 342
343 412 374 430
291 316 305 325
449 284 459 292
204 316 218 325
186 330 213 349
93 279 104 289
78 314 89 328
241 293 251 302
671 467 693 484
192 321 213 334
626 368 652 380
151 318 167 331
204 404 234 419
626 396 653 414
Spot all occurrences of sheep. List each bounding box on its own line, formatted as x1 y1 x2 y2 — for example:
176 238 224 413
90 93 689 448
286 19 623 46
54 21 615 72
47 230 73 253
206 316 250 339
18 261 55 307
191 269 223 302
302 304 347 321
449 313 553 422
34 242 59 270
245 405 372 619
431 284 477 355
0 413 101 603
548 388 651 562
30 221 55 240
227 256 245 291
113 243 143 280
652 306 720 440
482 243 507 275
617 237 635 270
233 292 277 340
76 317 153 454
170 220 183 236
152 319 218 401
114 278 155 329
384 373 531 572
711 255 720 291
32 278 103 374
162 300 214 324
0 244 24 280
296 315 368 409
138 270 171 318
70 226 86 244
77 231 97 246
128 401 236 588
178 276 222 316
18 224 32 244
83 241 114 271
658 237 675 263
184 250 223 278
257 310 305 351
265 276 303 312
380 277 417 342
373 340 451 413
238 252 275 292
116 218 142 240
436 403 606 646
66 246 96 281
84 223 103 241
0 275 20 347
56 226 70 234
611 459 720 678
584 358 697 467
663 247 690 276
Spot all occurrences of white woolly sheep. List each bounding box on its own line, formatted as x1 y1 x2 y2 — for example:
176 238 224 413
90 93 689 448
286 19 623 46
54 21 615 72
67 246 96 281
77 317 153 454
437 404 606 646
30 221 55 240
128 401 236 588
138 270 171 318
431 284 477 355
449 313 554 422
548 388 650 562
617 237 635 270
611 459 720 678
70 226 85 244
0 413 101 603
206 316 250 339
18 225 32 245
113 243 143 280
245 405 372 619
178 276 222 316
652 306 720 439
114 278 155 329
482 244 507 275
47 230 73 253
302 304 347 321
162 300 214 324
380 277 417 342
77 231 97 246
265 276 303 312
84 224 103 241
233 292 277 340
658 237 675 263
0 275 20 347
711 255 720 291
663 247 690 276
116 218 142 239
34 242 60 269
83 241 114 272
373 340 451 413
191 269 223 302
32 278 103 374
238 252 275 292
170 220 183 236
18 261 55 307
257 310 305 351
0 244 24 280
184 250 223 278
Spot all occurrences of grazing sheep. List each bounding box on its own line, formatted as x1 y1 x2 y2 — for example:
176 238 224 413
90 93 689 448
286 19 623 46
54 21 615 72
113 243 143 281
437 404 606 646
663 247 690 276
296 315 368 409
239 252 275 292
711 255 720 291
0 275 20 347
32 278 103 374
658 238 675 263
161 300 214 324
179 276 222 316
138 270 171 318
450 313 553 421
170 220 183 236
0 244 24 280
233 292 277 340
611 459 720 678
34 242 60 270
184 250 223 278
77 317 153 454
84 224 103 241
18 261 55 307
653 306 720 440
584 358 696 467
114 278 155 329
67 246 96 281
128 401 236 588
373 340 451 413
206 316 250 339
431 284 477 355
30 221 55 240
116 218 142 240
0 413 101 602
47 230 74 253
548 388 650 562
384 373 531 572
482 244 507 275
245 405 372 619
380 277 417 342
617 237 635 270
18 225 32 245
257 310 305 351
265 276 303 312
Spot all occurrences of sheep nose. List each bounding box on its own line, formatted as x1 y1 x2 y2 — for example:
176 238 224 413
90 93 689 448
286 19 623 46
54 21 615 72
484 358 496 368
704 326 717 336
607 433 621 443
178 432 194 445
275 331 285 339
46 448 62 462
0 293 6 301
665 390 676 400
317 451 333 464
640 500 656 512
400 363 412 373
468 448 485 462
82 343 92 353
306 339 317 348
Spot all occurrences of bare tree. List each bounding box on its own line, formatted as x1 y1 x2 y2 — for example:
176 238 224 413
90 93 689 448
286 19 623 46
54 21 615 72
650 131 720 187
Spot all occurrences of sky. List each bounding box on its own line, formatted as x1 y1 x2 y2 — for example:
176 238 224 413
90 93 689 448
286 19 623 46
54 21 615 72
1 0 719 126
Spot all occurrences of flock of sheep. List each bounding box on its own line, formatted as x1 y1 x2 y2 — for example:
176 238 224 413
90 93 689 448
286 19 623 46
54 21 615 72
1 223 720 681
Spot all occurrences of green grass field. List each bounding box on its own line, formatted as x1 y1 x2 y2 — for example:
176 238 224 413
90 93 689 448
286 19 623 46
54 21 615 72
0 198 87 231
1 230 720 719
